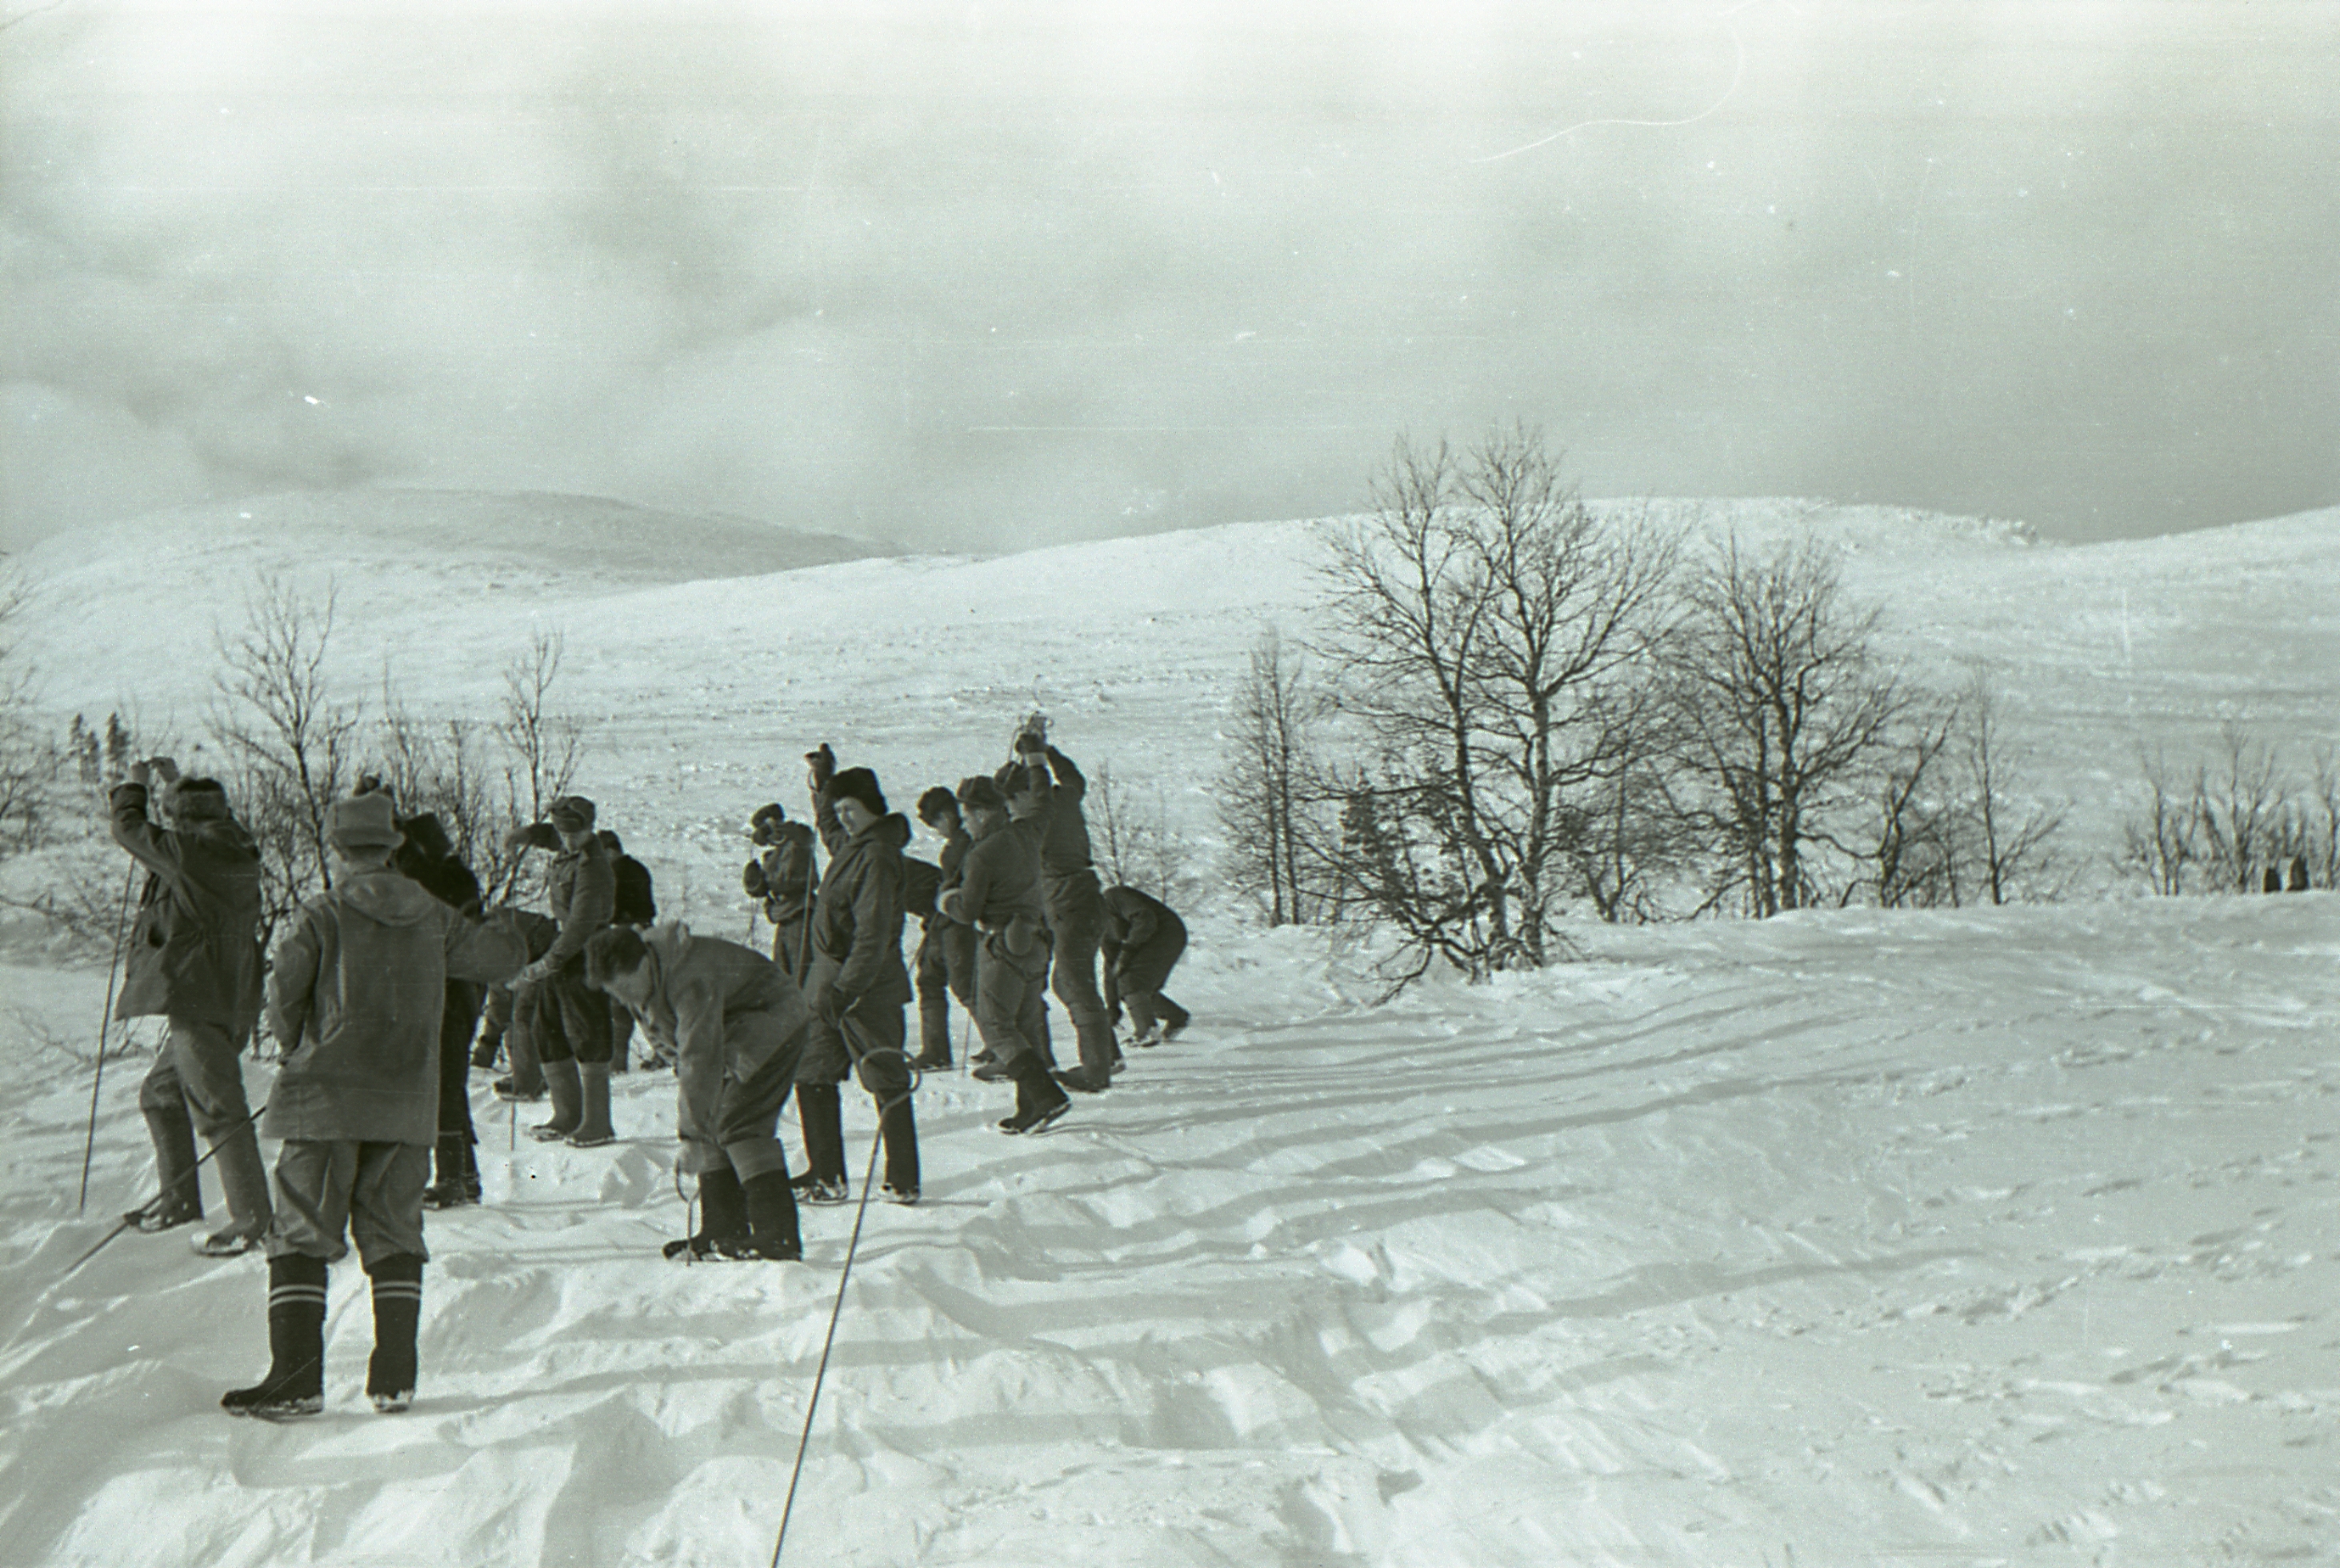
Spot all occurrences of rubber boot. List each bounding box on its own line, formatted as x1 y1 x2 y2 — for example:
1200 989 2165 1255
914 986 954 1070
565 1062 616 1147
728 1170 803 1261
795 1082 846 1186
364 1252 424 1413
222 1254 327 1418
530 1058 582 1142
665 1168 748 1260
134 1102 205 1230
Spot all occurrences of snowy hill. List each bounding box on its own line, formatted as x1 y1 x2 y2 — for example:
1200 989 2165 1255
2 494 2336 1565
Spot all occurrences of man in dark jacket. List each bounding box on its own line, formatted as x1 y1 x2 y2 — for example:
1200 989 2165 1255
377 802 494 1211
597 828 657 1073
503 795 617 1146
1099 884 1191 1046
909 786 976 1071
1013 731 1118 1094
794 746 920 1204
742 802 818 982
588 922 809 1261
111 757 274 1257
222 793 525 1418
942 775 1070 1135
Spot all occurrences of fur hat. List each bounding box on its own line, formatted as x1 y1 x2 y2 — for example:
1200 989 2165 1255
170 778 233 822
955 775 1007 814
399 810 454 861
915 785 958 822
548 795 596 833
750 802 787 831
328 793 404 851
826 766 887 818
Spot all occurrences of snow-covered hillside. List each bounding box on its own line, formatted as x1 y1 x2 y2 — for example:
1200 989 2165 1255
2 494 2336 1566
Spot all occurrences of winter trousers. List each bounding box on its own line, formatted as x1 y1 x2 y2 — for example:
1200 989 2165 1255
768 915 812 984
1106 927 1189 1038
138 1015 272 1237
266 1139 431 1267
972 931 1052 1071
914 919 976 1062
1042 870 1116 1078
530 964 613 1066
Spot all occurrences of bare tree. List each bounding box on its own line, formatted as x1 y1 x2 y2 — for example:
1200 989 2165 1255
490 630 586 900
2118 746 2200 895
210 576 362 942
1960 675 2066 904
1663 534 1908 917
2190 722 2296 893
1216 629 1336 925
1090 761 1206 914
1314 426 1676 983
0 568 53 855
1864 695 1963 909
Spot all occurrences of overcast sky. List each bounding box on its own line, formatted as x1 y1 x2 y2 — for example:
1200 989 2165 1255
2 0 2333 554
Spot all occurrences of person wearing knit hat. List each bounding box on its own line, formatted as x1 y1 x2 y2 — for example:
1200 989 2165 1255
943 774 1070 1134
110 756 275 1257
792 744 922 1204
224 789 528 1418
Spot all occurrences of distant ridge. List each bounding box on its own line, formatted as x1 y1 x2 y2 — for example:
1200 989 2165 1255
21 487 881 586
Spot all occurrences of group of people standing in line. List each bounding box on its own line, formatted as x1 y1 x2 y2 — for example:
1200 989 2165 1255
100 724 1191 1418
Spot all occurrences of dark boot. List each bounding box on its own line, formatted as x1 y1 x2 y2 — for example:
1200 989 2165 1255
724 1170 803 1261
664 1168 748 1260
564 1062 616 1147
874 1091 919 1202
494 1013 546 1100
136 1102 204 1230
796 1083 846 1185
530 1058 582 1142
998 1058 1070 1135
422 1135 476 1210
222 1254 328 1419
364 1253 424 1413
914 986 953 1070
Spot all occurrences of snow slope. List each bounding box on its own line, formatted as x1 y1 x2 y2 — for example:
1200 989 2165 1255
2 495 2337 1565
2 895 2335 1566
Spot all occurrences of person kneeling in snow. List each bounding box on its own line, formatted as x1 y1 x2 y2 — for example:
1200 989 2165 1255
586 922 810 1262
223 794 527 1420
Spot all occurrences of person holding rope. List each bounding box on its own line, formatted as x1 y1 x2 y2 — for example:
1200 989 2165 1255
222 792 526 1419
597 827 658 1073
1010 727 1118 1093
110 756 274 1257
742 801 818 982
586 922 810 1261
794 746 921 1206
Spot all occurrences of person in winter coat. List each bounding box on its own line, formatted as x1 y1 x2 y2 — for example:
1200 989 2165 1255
597 828 657 1073
474 909 560 1086
376 801 494 1211
221 793 526 1419
1011 731 1118 1094
587 922 809 1261
742 802 818 981
502 795 617 1146
942 775 1070 1135
1099 884 1191 1046
794 746 920 1204
909 786 977 1070
111 757 274 1257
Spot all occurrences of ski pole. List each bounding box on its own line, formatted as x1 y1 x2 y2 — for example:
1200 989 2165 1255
60 1097 271 1281
77 865 139 1215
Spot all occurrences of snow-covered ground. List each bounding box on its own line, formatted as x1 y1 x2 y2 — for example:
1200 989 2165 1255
2 494 2336 1566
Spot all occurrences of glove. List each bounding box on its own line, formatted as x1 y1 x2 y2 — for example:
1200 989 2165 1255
805 744 837 789
1012 730 1046 758
512 956 558 987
